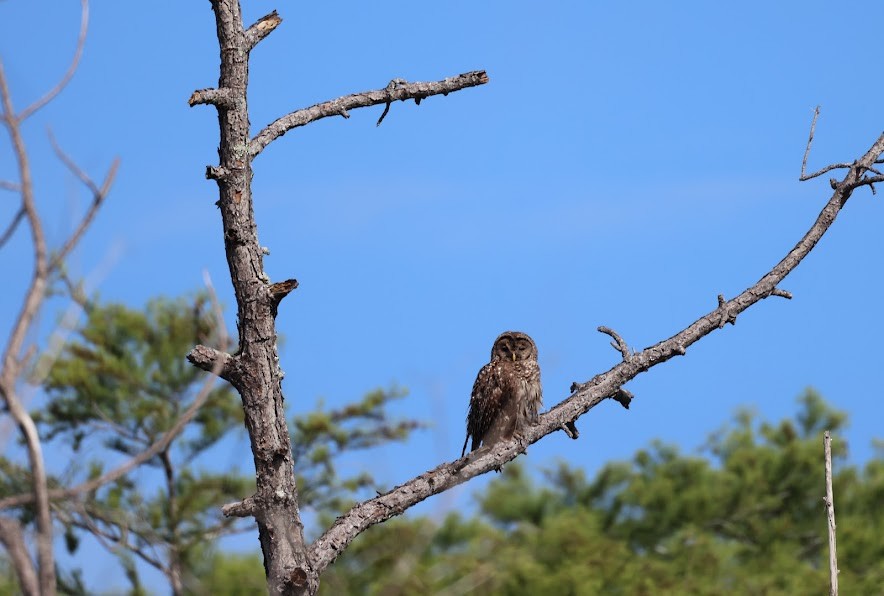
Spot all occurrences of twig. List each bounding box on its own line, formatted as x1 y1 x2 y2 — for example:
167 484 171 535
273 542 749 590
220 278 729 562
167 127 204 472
0 207 25 250
598 326 631 360
716 294 737 328
823 431 839 596
47 129 119 268
800 106 821 180
18 0 89 122
800 106 884 181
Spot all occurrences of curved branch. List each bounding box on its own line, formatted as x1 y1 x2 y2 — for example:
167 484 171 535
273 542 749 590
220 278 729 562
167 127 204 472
18 0 89 122
0 46 55 596
308 130 884 576
0 518 39 596
249 70 489 159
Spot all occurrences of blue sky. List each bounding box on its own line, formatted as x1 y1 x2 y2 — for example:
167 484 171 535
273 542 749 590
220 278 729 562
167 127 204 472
2 0 883 591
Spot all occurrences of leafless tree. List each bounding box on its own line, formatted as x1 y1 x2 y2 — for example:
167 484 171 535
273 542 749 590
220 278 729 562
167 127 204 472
185 1 884 594
0 3 231 594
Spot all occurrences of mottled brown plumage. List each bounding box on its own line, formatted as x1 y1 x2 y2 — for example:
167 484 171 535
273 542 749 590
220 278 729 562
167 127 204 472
462 331 542 457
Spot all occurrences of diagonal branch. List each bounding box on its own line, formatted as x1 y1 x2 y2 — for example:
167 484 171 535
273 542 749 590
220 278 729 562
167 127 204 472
0 518 39 596
18 0 89 122
307 130 884 576
47 129 119 268
248 70 489 159
0 207 25 250
244 10 282 51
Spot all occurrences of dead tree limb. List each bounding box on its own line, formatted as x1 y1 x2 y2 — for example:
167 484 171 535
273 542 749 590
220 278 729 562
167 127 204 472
188 2 488 593
307 129 884 576
0 518 39 596
823 431 839 596
0 4 114 592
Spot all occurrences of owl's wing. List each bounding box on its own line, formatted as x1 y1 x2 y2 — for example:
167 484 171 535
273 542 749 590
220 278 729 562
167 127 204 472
462 362 507 457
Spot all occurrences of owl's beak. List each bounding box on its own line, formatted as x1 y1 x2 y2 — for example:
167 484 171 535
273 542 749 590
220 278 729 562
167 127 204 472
511 353 516 362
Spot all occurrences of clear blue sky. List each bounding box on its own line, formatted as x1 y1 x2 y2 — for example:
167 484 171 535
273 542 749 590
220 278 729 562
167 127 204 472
2 0 882 592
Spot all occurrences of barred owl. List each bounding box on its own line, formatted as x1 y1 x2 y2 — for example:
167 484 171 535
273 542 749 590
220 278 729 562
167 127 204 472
461 331 542 457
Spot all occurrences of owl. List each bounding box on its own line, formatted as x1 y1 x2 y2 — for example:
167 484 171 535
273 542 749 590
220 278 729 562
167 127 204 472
461 331 542 457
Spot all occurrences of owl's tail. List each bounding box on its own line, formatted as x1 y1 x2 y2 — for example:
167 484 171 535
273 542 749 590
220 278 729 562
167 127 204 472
460 434 470 458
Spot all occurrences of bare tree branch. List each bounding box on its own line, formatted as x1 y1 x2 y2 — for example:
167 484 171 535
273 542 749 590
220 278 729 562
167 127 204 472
0 207 24 250
47 129 119 268
800 106 884 181
186 344 236 381
0 50 57 596
823 431 839 596
248 70 489 159
17 0 89 122
0 179 20 192
244 10 282 51
0 518 39 596
307 131 884 576
188 88 235 108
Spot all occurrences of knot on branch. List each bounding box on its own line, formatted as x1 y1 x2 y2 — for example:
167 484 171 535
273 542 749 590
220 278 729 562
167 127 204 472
188 88 235 108
206 165 230 181
376 78 409 126
186 345 237 383
287 567 308 588
560 420 580 440
221 495 257 518
598 326 633 361
610 387 633 410
268 278 299 317
715 294 738 328
768 287 793 300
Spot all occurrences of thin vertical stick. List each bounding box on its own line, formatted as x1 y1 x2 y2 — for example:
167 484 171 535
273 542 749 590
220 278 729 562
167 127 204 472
823 431 839 596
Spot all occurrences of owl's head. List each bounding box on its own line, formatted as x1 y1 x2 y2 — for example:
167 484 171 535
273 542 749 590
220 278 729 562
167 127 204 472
490 331 538 362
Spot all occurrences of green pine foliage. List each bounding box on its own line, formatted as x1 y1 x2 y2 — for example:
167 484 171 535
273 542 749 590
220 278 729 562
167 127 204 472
311 390 883 595
21 294 421 594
